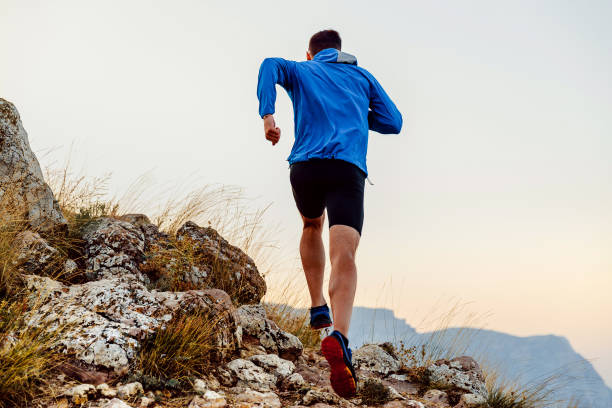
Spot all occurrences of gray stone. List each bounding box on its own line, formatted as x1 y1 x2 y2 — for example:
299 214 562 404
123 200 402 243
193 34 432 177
234 389 281 407
81 217 147 282
175 221 266 304
193 378 209 394
454 392 487 408
188 390 227 408
226 359 277 392
248 353 295 379
426 356 487 398
96 383 117 398
116 382 143 399
422 388 449 405
64 383 96 403
0 98 67 233
11 231 60 274
302 389 340 406
353 344 401 375
101 399 133 408
236 305 303 360
282 373 306 390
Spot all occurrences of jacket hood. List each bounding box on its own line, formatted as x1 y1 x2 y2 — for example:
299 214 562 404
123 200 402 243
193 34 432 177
312 48 358 65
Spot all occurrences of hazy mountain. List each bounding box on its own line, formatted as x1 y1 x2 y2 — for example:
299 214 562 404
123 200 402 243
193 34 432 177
348 307 612 408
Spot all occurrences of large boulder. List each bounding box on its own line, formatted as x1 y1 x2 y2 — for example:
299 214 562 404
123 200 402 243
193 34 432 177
0 98 66 233
23 273 238 373
175 221 266 304
81 217 147 282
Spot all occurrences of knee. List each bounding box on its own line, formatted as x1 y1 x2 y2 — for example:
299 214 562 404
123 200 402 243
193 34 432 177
330 249 355 270
302 216 323 233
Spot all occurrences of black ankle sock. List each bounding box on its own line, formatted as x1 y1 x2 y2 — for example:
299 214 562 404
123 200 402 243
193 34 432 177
310 304 328 312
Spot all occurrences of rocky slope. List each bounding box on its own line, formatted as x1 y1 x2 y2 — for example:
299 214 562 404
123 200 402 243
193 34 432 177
1 99 490 408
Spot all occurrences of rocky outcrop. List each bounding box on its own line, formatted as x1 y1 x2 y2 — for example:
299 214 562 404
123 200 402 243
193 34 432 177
0 98 67 233
24 273 237 372
1 103 494 407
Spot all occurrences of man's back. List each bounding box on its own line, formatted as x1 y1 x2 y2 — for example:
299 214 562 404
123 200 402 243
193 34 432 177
257 47 402 176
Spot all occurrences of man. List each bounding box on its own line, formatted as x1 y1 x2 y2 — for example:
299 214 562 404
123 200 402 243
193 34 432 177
256 29 402 398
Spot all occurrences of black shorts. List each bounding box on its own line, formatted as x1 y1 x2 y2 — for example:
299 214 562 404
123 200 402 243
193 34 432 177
289 158 366 235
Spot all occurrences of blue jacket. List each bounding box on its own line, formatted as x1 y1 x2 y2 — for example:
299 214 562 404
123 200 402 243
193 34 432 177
257 48 402 176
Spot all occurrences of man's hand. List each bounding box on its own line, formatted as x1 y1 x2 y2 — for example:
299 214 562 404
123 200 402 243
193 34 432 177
263 114 281 145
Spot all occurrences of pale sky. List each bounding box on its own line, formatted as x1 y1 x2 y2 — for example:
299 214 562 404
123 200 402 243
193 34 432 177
1 0 611 387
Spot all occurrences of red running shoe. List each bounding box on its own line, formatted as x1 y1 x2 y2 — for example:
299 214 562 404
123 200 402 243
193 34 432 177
321 330 357 398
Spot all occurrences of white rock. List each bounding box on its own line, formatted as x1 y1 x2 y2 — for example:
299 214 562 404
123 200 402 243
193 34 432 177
404 400 425 408
248 353 295 379
22 272 237 371
96 383 118 398
388 385 404 400
353 344 401 375
139 396 154 407
426 356 487 397
101 398 133 408
64 383 95 403
282 373 306 390
301 389 339 405
455 392 487 408
422 388 449 405
193 378 209 394
64 383 96 397
226 359 276 392
188 390 227 408
389 373 408 381
234 389 281 408
235 305 303 360
116 382 144 399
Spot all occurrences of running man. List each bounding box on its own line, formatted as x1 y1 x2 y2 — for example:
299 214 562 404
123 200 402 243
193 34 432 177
256 29 402 398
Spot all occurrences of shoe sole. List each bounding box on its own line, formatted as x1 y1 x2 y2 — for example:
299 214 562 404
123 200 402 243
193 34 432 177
310 322 333 330
321 336 357 398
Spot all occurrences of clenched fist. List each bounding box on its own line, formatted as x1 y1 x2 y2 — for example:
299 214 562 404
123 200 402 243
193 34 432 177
263 114 280 145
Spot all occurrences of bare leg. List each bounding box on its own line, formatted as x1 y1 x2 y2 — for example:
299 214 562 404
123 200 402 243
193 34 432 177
299 213 327 307
328 225 360 337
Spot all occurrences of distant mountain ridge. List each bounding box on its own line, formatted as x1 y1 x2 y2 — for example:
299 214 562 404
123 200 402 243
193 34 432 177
348 307 612 408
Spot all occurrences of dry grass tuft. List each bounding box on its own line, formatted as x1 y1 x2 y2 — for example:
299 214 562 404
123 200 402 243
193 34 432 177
483 363 584 408
136 308 226 381
0 298 68 408
359 378 391 405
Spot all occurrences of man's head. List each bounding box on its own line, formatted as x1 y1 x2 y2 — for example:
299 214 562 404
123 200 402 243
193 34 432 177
307 29 341 60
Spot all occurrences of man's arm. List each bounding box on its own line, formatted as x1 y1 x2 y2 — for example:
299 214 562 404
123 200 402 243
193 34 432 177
257 57 296 145
256 57 295 118
367 74 403 134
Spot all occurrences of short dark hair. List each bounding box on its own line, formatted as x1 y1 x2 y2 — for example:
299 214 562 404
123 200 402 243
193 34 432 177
309 29 341 57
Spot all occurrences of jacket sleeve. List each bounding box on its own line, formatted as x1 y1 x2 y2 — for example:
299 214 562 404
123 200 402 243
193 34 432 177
367 74 403 134
257 57 297 118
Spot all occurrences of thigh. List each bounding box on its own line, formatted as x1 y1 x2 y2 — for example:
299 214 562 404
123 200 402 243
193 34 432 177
325 161 366 236
289 161 326 219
